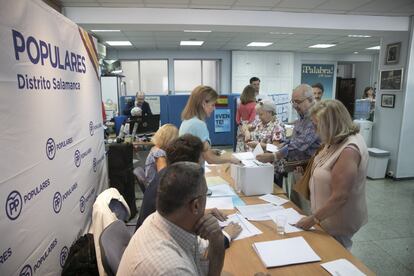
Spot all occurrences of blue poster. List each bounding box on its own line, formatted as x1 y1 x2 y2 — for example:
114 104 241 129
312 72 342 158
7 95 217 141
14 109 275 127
214 109 231 133
301 64 335 99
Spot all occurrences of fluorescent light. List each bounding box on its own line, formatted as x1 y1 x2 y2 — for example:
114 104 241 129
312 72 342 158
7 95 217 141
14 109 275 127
366 46 380 50
348 34 371 38
180 41 204 46
247 42 273 47
106 41 132 46
91 29 121 32
184 30 211 33
309 44 336 48
354 51 359 54
270 32 294 35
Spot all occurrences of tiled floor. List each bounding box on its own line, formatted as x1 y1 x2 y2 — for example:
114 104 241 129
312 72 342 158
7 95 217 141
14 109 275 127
351 178 414 275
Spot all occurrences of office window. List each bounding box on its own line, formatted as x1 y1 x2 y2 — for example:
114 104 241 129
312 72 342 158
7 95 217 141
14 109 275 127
140 60 168 94
120 60 168 95
174 60 220 93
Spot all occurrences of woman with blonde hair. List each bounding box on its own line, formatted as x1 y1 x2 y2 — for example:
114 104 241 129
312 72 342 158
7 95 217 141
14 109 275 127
235 85 257 152
144 124 178 183
179 85 239 164
295 99 368 249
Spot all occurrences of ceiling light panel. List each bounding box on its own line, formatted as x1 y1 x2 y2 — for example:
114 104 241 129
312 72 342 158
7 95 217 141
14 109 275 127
180 41 204 46
309 44 336 48
106 41 132 46
247 42 273 47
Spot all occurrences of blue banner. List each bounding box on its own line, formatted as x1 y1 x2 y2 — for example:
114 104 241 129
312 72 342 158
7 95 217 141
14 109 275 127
301 64 335 99
214 109 231 133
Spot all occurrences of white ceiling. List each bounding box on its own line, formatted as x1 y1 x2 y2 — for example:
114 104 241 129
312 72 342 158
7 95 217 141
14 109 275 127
60 0 414 54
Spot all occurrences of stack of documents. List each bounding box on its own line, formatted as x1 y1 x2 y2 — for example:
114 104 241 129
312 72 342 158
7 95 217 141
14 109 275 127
253 237 321 268
206 176 230 187
267 208 315 233
321 259 366 276
206 197 234 210
259 194 289 206
219 213 262 240
208 184 236 197
236 204 283 221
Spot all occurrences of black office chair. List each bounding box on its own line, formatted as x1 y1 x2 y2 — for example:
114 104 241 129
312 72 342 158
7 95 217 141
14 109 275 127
133 167 147 194
99 220 132 276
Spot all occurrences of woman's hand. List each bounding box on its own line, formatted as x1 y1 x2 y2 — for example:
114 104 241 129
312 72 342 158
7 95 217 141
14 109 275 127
230 157 242 165
255 153 274 163
295 215 316 230
247 141 258 148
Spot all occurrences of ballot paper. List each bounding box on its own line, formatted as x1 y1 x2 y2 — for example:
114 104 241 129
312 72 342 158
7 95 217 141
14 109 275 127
266 143 279 153
232 151 255 161
259 194 289 206
253 237 321 268
206 176 230 187
267 208 315 233
236 204 283 221
206 197 234 210
321 259 366 276
219 213 262 240
252 143 264 156
208 184 236 197
204 166 212 173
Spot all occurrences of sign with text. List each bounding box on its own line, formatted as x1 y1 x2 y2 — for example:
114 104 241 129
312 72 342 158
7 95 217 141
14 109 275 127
301 64 335 99
214 109 231 133
0 0 106 274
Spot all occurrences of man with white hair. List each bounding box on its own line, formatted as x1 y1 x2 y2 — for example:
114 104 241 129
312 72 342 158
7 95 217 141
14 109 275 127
257 84 320 186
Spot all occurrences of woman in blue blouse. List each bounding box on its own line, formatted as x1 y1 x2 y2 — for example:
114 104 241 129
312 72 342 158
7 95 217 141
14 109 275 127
179 85 239 165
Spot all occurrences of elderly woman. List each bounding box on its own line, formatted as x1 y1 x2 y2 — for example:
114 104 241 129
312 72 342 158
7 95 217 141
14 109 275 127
295 99 368 250
244 100 285 151
179 85 240 165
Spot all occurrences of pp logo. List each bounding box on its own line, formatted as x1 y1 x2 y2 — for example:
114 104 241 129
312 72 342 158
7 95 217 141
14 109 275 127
80 196 85 213
89 121 94 136
46 138 56 160
60 246 69 268
74 150 81 167
93 157 97 172
20 264 32 276
53 192 62 213
6 190 22 220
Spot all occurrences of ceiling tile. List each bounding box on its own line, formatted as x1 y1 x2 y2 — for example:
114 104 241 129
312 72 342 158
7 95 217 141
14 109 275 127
276 0 327 9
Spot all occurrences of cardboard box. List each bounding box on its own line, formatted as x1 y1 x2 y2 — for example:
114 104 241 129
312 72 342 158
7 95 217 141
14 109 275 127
231 164 274 196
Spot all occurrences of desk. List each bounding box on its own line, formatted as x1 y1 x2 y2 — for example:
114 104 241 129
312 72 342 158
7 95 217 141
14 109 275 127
206 164 374 276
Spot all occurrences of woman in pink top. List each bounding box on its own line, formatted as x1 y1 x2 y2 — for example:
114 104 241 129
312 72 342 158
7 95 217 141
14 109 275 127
295 100 368 250
235 85 256 152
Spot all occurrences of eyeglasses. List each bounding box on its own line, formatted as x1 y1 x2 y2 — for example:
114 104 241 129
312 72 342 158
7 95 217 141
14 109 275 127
290 96 311 106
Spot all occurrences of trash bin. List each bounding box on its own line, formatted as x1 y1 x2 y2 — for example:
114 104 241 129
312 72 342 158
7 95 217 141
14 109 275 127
367 148 390 179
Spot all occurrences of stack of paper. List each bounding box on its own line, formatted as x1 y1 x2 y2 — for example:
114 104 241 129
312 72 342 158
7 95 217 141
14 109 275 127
266 143 279 153
206 197 234 210
253 237 321 268
259 194 289 206
208 184 236 197
219 213 262 240
206 176 230 187
267 208 315 233
321 259 366 276
236 204 283 221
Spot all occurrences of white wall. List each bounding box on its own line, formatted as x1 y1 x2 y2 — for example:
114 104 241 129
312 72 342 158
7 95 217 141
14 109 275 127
107 49 231 94
354 62 373 99
374 31 410 177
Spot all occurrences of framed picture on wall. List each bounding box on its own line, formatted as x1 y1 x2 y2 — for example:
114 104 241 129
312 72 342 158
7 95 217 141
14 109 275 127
380 68 403 91
381 94 395 108
385 42 401 65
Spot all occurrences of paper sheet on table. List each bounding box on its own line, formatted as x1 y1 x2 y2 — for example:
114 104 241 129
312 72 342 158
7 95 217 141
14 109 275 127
253 236 321 268
208 184 236 197
232 151 255 161
267 208 315 233
321 259 366 276
219 213 262 240
237 204 283 221
206 176 230 187
266 144 279 153
204 166 212 173
253 143 264 156
259 194 289 206
206 197 234 210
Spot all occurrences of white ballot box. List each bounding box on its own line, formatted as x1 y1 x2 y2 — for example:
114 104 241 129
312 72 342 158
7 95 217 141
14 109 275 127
231 163 274 196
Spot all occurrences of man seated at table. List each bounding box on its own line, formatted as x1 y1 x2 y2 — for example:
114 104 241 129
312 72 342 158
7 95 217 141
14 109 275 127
256 84 320 186
118 162 225 276
136 134 241 247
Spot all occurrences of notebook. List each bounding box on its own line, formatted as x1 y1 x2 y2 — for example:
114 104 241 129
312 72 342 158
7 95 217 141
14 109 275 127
253 236 321 268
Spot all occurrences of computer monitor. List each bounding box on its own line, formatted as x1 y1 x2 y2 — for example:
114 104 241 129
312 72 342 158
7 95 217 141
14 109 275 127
130 115 160 136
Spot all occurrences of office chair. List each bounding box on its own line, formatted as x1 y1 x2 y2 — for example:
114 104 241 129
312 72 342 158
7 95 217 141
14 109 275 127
133 167 147 194
99 220 132 276
109 198 130 222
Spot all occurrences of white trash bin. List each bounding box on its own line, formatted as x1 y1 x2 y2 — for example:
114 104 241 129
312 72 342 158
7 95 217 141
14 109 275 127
367 148 390 179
